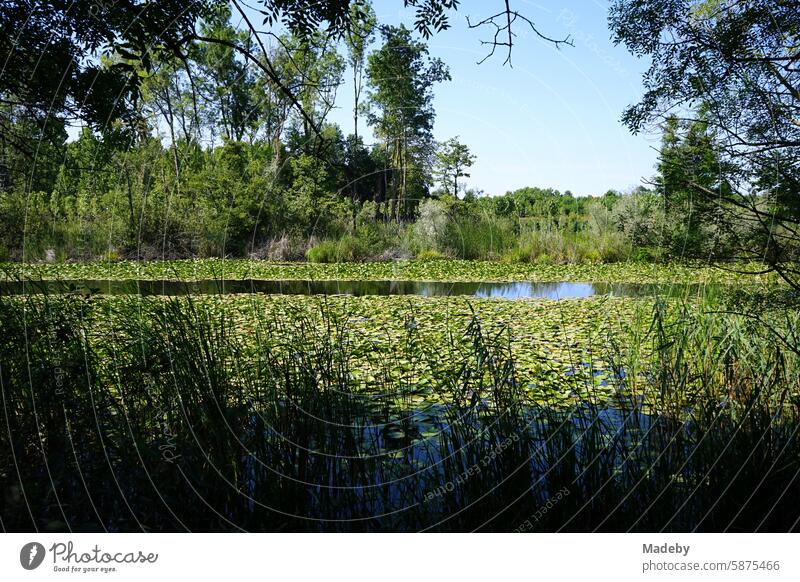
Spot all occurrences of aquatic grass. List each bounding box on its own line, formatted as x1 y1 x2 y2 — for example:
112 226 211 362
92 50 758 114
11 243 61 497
1 287 799 531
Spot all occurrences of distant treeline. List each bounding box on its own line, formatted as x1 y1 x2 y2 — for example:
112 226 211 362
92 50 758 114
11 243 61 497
0 125 766 264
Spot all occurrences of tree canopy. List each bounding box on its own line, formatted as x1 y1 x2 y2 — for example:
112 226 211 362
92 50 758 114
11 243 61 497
610 0 800 282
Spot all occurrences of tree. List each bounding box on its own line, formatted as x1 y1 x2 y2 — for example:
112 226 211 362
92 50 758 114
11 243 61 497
0 1 217 142
613 188 665 250
609 0 800 284
193 6 261 143
0 1 564 134
344 1 377 141
1 0 566 177
434 137 476 196
654 113 735 255
0 0 574 260
280 32 346 151
366 25 450 221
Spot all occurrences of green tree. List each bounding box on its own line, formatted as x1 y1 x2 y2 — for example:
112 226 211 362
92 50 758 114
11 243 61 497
610 0 800 282
366 25 450 221
286 152 346 235
195 6 259 142
280 32 346 151
656 113 732 256
345 1 377 141
434 137 476 196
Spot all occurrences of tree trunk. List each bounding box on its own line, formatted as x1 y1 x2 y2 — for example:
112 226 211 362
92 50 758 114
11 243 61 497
353 66 359 141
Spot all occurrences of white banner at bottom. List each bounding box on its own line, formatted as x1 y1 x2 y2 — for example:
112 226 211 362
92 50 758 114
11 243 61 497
0 534 796 581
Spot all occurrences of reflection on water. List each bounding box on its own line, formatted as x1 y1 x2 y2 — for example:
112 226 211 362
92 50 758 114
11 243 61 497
0 278 707 299
470 281 596 299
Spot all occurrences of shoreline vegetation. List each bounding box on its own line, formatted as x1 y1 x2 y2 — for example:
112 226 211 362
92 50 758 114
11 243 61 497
1 258 786 286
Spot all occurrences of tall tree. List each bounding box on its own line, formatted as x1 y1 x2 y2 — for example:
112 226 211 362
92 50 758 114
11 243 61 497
366 25 450 220
0 1 564 172
344 1 377 141
655 113 734 256
610 0 800 284
195 6 259 143
279 32 346 151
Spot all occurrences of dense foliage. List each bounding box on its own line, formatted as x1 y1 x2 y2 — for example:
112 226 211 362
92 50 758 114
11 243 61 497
610 0 800 284
4 1 793 267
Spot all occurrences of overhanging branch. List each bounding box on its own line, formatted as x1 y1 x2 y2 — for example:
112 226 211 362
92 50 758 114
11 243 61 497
466 0 572 66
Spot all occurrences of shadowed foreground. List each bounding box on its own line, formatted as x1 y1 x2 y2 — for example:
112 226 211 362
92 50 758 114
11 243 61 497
1 292 799 532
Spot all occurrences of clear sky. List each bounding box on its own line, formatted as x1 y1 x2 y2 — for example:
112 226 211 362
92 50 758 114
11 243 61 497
324 0 661 197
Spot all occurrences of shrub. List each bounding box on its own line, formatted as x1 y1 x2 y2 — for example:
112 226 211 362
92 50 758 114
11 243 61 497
504 227 630 265
442 215 516 259
306 235 368 263
101 249 122 262
613 191 665 249
416 249 445 261
412 199 449 251
511 229 570 263
582 249 601 264
306 240 340 263
250 235 308 261
629 247 658 262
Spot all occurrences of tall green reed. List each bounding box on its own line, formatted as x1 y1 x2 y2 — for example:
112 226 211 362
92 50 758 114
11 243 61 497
1 288 799 531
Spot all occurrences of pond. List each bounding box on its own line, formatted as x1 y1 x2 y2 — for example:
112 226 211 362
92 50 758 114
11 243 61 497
0 278 711 298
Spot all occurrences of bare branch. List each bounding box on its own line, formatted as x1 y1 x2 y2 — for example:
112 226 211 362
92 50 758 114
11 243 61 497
466 1 572 66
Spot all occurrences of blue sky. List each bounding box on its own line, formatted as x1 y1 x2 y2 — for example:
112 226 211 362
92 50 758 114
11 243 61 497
324 0 660 197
